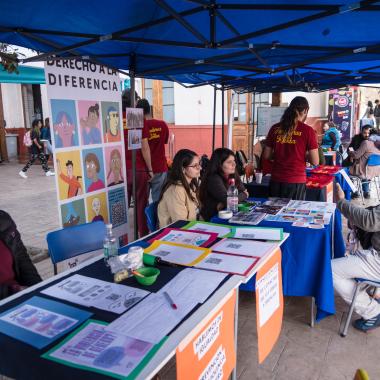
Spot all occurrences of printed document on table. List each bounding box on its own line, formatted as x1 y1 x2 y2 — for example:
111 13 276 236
106 269 227 343
149 227 217 247
182 221 232 238
195 253 258 276
144 241 210 266
211 238 278 258
232 226 283 241
43 320 164 379
41 274 149 314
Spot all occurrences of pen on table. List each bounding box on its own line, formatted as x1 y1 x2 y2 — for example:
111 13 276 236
163 291 177 310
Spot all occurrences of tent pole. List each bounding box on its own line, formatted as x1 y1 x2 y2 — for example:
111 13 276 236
130 56 138 241
221 85 225 147
228 91 235 149
212 86 216 152
251 92 256 161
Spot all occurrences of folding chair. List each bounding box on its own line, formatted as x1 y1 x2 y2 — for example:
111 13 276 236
350 154 380 204
46 221 105 275
340 278 380 337
145 202 158 233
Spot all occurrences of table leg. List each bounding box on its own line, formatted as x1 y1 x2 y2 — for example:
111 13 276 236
310 297 315 328
231 289 239 380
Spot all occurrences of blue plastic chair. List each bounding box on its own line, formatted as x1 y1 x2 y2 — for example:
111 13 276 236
340 278 380 337
46 221 105 275
144 202 158 233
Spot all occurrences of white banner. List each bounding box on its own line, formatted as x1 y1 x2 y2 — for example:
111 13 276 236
44 59 129 246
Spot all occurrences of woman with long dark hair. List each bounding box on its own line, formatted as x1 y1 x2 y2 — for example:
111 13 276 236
158 149 201 227
19 119 55 179
263 96 318 200
199 148 248 221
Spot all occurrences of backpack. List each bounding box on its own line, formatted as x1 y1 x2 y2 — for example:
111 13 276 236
23 130 32 147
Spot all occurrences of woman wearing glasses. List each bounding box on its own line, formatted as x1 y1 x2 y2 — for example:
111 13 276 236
199 148 248 221
158 149 201 227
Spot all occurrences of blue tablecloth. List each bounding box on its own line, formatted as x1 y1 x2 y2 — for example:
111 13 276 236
211 203 346 322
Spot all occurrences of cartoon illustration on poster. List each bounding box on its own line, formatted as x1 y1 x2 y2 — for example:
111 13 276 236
51 99 79 148
104 145 124 187
56 151 83 201
60 199 86 228
78 100 102 145
85 192 109 223
328 88 354 142
101 101 121 143
82 147 105 193
108 188 127 227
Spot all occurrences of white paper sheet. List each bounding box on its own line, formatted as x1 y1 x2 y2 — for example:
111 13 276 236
195 253 257 275
146 242 209 266
155 229 214 246
183 222 232 238
41 274 149 314
106 269 227 343
232 227 283 241
211 238 278 258
46 321 154 378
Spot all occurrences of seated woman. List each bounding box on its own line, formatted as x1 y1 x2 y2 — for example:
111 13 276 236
157 149 201 227
199 148 248 221
0 210 42 300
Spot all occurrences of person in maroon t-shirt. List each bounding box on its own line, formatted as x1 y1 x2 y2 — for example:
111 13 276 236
263 96 319 200
136 99 169 203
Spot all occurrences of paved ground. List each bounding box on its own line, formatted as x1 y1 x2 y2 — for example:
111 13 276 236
0 161 379 379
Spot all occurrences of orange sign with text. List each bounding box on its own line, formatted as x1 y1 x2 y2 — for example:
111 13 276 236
176 290 236 380
326 181 334 203
255 248 283 364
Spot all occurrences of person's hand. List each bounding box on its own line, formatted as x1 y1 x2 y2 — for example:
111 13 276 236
335 183 345 202
147 170 154 181
244 190 249 198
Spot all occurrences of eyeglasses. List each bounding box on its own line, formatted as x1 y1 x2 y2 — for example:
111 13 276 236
187 163 201 169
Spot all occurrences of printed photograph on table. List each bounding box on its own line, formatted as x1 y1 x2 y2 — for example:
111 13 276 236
82 147 106 193
128 129 142 150
78 100 102 145
108 187 127 227
85 192 108 223
51 99 79 148
60 199 86 228
56 150 83 200
126 107 144 129
104 145 124 187
101 101 121 143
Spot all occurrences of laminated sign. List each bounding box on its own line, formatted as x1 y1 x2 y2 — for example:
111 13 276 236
176 290 236 380
255 248 283 363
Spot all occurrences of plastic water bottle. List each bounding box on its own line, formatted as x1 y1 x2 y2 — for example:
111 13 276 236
227 178 238 213
103 224 118 266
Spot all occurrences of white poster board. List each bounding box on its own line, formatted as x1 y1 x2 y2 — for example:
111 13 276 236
45 60 129 249
257 107 286 137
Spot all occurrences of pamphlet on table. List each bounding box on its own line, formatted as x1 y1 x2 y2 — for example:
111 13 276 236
41 274 150 314
106 269 226 344
43 320 165 379
182 221 233 238
231 226 283 241
229 210 266 225
0 296 92 348
149 227 217 247
144 240 211 266
211 238 278 258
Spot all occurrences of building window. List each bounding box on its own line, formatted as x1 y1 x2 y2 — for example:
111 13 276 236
253 92 271 121
233 92 247 122
162 80 174 124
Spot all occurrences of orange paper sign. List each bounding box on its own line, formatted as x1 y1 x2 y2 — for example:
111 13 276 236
255 248 283 364
176 290 236 380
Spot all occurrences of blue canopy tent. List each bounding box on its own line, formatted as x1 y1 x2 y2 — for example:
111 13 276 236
2 0 380 239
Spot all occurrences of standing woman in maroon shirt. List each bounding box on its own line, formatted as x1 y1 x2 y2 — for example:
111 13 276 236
263 96 319 200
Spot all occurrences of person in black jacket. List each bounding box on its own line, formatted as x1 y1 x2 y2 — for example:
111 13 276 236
0 210 42 300
199 148 248 221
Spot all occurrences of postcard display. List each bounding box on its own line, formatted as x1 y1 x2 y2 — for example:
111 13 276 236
45 60 128 245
